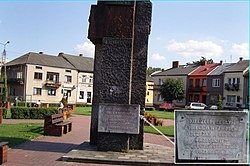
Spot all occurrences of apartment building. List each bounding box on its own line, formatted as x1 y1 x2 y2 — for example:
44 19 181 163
1 52 94 105
223 58 249 109
151 61 199 108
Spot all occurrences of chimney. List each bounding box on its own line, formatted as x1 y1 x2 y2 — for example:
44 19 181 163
239 57 243 61
202 60 207 66
39 52 43 54
79 54 83 57
58 52 64 56
220 60 223 65
172 61 179 68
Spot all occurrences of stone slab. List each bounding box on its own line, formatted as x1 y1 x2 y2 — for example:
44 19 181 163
98 103 140 134
175 110 248 161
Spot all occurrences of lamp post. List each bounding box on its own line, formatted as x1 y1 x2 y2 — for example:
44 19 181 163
0 41 10 104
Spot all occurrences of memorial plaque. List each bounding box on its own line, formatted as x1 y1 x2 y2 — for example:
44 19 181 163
175 110 248 161
98 103 140 134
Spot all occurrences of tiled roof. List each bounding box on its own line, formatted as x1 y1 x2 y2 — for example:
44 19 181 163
224 60 249 73
146 75 154 82
59 54 94 72
151 64 199 77
208 63 235 76
190 63 220 76
6 52 75 69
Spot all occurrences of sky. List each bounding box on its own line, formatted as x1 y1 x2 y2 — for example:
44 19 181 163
0 1 249 69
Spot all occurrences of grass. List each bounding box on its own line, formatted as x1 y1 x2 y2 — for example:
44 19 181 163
74 107 174 120
74 106 92 116
0 123 43 148
144 125 174 137
145 110 174 119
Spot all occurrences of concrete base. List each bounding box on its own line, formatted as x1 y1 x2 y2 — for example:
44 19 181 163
62 142 174 165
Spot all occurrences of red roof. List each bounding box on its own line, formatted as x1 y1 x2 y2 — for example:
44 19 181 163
190 63 220 76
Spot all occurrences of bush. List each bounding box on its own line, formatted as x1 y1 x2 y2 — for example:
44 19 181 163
11 107 58 119
2 108 7 119
145 107 155 111
158 108 166 111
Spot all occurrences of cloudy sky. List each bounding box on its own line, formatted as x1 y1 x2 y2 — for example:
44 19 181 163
0 1 248 69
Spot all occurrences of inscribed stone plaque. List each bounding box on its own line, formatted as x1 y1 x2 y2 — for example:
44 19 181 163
175 110 248 161
98 103 140 134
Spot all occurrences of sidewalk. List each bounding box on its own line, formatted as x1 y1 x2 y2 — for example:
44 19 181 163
2 115 174 166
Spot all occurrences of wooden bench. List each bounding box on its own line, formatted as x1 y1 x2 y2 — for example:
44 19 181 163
44 114 72 136
0 142 8 165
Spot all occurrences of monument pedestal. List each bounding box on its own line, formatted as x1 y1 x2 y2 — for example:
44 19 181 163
88 1 152 152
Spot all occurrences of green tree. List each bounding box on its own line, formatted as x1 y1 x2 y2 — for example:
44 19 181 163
160 78 184 103
186 56 213 65
147 67 162 76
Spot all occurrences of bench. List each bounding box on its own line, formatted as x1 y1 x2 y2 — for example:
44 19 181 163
44 113 72 136
0 142 8 165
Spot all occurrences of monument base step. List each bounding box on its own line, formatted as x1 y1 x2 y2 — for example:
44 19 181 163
61 142 174 165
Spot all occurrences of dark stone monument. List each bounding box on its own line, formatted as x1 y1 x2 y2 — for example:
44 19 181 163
88 1 152 151
175 110 248 163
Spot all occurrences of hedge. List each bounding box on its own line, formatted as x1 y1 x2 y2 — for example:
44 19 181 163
2 108 7 119
11 107 58 119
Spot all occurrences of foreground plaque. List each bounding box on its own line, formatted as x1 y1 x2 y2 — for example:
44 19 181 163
98 103 140 134
175 110 248 161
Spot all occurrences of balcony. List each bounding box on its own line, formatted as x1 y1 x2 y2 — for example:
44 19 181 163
188 86 203 92
7 78 24 85
225 83 240 91
45 80 61 88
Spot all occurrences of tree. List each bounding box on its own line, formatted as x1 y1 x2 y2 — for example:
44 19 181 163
160 78 184 103
147 67 162 76
186 56 213 65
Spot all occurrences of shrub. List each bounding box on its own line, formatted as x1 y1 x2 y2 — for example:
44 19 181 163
2 108 7 119
11 107 58 119
158 108 166 111
145 107 155 111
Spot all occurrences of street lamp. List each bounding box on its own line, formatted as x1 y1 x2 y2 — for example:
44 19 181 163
0 41 10 104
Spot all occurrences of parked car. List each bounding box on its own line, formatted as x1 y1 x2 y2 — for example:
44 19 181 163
209 105 218 110
159 102 174 111
185 102 207 110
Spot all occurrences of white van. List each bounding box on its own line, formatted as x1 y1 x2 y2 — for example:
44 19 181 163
185 102 207 110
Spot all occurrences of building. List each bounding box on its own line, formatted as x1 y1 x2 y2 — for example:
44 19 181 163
59 53 94 105
151 61 199 108
145 76 154 107
1 52 94 105
207 63 235 106
223 58 249 109
187 62 220 104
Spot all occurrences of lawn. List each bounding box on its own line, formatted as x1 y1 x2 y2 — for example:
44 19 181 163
145 110 174 119
144 125 174 137
74 107 174 120
74 106 92 116
0 123 43 148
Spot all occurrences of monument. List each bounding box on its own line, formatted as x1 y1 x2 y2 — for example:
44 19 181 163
88 1 152 151
175 110 248 163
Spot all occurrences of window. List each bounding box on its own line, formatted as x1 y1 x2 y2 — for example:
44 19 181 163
47 72 59 82
195 79 200 87
17 72 22 79
33 87 42 95
82 75 87 83
79 91 84 99
228 78 240 85
65 69 71 73
189 79 193 87
89 76 93 83
48 89 56 96
202 78 206 87
212 79 220 87
34 72 42 80
64 75 72 83
237 96 240 102
36 66 42 69
63 89 71 97
227 95 236 103
147 91 150 95
194 94 199 102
